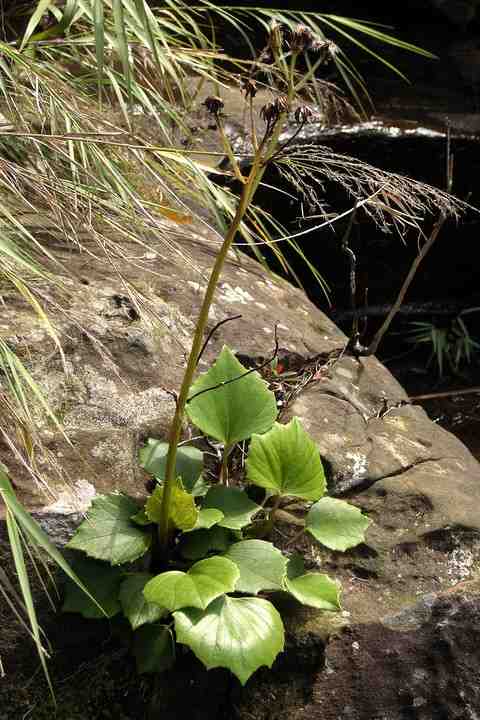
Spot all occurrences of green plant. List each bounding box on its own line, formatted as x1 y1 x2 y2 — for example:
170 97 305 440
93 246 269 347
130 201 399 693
405 310 480 377
63 345 370 683
0 0 463 693
55 14 459 684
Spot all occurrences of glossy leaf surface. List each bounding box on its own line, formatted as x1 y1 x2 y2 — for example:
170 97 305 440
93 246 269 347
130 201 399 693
174 595 284 685
186 346 277 444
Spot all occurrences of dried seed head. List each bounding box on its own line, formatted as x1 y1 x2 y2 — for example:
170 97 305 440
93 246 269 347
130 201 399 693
240 76 258 99
310 38 337 62
268 20 285 54
260 95 290 130
275 94 290 114
294 105 315 124
203 96 224 116
290 24 314 53
260 101 277 126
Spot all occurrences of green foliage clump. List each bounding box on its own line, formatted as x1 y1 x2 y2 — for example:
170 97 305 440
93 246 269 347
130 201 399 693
63 346 370 684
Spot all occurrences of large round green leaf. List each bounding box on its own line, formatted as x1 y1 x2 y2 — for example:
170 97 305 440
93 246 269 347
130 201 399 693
66 494 151 565
222 540 287 594
184 508 224 532
143 556 239 612
203 485 260 530
119 573 167 630
186 345 277 444
284 556 341 610
305 497 371 551
246 418 326 501
174 595 285 685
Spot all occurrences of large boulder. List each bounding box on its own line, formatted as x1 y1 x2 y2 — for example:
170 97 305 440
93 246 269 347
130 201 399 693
1 223 480 719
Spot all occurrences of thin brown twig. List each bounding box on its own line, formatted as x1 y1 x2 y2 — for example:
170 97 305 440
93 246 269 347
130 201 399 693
197 314 242 366
365 215 447 356
187 325 280 404
409 387 480 402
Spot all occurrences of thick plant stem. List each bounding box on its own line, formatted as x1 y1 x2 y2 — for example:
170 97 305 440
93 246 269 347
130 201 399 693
158 158 263 552
158 85 293 553
158 73 290 555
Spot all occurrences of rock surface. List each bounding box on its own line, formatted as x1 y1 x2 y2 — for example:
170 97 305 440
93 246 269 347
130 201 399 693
1 220 480 719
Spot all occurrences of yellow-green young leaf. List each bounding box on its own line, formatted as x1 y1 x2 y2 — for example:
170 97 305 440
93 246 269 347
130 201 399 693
133 624 175 675
222 540 287 594
246 418 326 501
119 574 167 630
203 486 260 531
174 596 285 685
145 480 198 531
62 556 122 619
144 556 239 612
284 556 341 610
66 494 151 565
305 497 371 551
186 346 277 444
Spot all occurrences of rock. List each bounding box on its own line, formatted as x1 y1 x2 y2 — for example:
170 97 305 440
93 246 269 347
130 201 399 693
2 210 480 717
1 217 480 718
0 226 341 521
233 581 480 720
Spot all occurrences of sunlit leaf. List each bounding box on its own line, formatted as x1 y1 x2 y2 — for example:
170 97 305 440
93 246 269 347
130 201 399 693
223 540 287 594
284 555 341 610
145 480 198 531
305 497 371 551
203 486 260 531
185 508 224 532
174 596 285 685
67 494 151 565
246 418 326 501
187 346 277 445
144 556 239 612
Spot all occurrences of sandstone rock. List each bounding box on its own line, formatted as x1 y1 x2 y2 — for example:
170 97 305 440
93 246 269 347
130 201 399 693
1 225 480 718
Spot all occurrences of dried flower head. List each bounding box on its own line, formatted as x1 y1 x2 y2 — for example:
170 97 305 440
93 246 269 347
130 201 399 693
268 20 285 55
203 96 224 116
260 95 290 131
240 77 258 99
310 39 337 63
294 105 314 124
275 95 290 114
290 24 314 53
260 101 277 126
